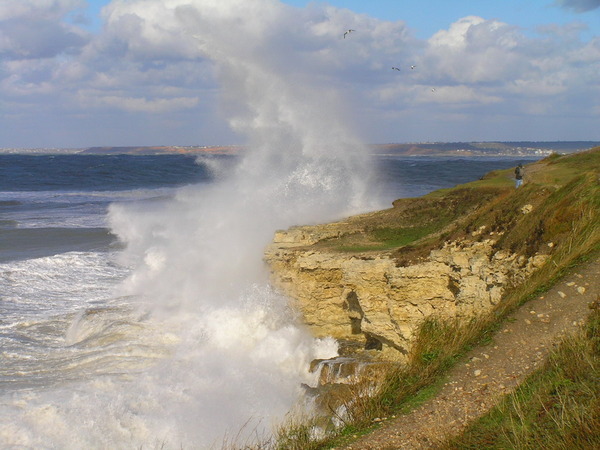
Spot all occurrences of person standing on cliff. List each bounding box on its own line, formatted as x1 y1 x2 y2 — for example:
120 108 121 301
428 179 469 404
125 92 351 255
515 163 524 188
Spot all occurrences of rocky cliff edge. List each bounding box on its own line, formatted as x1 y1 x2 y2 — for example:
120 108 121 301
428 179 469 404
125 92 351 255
264 149 600 362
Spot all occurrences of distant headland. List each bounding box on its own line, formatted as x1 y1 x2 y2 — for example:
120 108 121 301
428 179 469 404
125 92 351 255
79 141 600 157
80 145 240 155
2 141 599 156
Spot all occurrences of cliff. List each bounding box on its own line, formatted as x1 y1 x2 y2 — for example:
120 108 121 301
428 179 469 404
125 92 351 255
265 148 600 362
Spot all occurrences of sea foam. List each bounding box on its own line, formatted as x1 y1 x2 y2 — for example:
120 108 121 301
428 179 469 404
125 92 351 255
0 0 375 447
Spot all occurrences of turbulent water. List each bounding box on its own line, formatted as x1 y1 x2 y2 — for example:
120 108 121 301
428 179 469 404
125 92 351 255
0 152 535 448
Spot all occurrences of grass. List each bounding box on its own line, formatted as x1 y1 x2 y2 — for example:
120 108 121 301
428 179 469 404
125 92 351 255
272 314 498 449
315 186 505 255
325 149 598 261
443 304 600 449
333 223 440 252
266 148 600 449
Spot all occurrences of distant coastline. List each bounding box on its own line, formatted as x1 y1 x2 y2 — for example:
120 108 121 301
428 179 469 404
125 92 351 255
370 141 600 157
81 145 240 155
1 141 599 157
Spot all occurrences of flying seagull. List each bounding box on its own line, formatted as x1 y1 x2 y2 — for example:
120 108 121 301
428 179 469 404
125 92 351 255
343 29 355 39
392 67 401 71
410 65 416 69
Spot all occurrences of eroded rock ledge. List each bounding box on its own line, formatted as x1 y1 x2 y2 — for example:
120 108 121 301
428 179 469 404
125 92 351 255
265 225 548 362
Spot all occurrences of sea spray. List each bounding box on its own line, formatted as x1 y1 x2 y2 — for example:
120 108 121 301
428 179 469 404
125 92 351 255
106 0 375 445
0 1 376 447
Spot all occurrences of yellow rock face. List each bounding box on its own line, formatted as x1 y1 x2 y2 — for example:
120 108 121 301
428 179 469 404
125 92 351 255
265 226 546 362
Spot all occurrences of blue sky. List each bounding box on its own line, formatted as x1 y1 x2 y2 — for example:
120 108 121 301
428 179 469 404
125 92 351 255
283 0 600 38
1 0 599 148
81 0 600 37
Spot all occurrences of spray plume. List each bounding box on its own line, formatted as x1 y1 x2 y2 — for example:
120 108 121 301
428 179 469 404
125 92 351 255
17 0 377 447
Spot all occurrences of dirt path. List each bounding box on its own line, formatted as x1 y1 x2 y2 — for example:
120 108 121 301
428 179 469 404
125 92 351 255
339 257 600 449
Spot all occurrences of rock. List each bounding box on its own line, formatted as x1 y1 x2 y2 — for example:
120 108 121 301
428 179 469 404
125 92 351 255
521 204 533 214
530 254 549 269
265 224 549 362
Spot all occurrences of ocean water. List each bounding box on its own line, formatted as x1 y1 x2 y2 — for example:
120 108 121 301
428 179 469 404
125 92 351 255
0 153 535 447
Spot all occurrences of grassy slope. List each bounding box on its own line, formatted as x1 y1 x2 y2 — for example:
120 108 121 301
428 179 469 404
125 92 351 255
316 148 599 265
440 149 600 448
274 148 600 449
444 305 600 449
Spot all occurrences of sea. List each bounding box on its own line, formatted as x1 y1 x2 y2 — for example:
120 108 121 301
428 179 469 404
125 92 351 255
0 152 538 448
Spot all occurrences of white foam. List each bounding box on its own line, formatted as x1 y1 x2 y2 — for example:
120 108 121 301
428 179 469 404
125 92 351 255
0 188 179 229
0 0 380 447
0 251 128 316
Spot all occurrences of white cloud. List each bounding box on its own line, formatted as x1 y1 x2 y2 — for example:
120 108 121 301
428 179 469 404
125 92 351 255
1 60 60 96
423 16 526 84
95 94 199 113
1 0 599 147
416 85 502 105
0 0 89 59
573 36 600 65
0 0 84 21
507 77 569 97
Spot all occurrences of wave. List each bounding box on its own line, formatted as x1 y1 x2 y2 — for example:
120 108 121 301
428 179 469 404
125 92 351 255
0 219 18 228
0 154 224 192
0 227 118 262
0 200 22 207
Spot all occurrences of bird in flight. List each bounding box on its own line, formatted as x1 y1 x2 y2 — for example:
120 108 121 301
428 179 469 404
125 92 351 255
343 29 355 39
410 65 416 70
392 67 401 71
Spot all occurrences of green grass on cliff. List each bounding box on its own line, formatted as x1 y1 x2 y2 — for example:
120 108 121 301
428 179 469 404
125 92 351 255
271 147 600 450
334 223 440 252
317 148 600 269
322 186 505 254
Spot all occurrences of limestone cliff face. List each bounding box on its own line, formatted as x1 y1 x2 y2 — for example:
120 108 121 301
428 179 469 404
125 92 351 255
265 226 548 362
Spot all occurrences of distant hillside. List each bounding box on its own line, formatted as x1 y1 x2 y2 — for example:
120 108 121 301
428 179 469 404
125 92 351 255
79 142 600 157
80 145 239 155
371 141 600 157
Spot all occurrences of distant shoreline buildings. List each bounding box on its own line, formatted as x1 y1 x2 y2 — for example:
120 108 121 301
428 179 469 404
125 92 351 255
1 141 598 156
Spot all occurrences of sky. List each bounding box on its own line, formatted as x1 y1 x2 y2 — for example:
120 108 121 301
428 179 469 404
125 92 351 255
1 0 599 148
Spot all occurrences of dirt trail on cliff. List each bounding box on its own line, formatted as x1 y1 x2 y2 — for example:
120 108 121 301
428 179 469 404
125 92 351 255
339 256 600 450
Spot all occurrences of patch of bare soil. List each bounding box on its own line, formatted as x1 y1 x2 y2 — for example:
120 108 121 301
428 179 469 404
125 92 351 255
338 257 600 450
